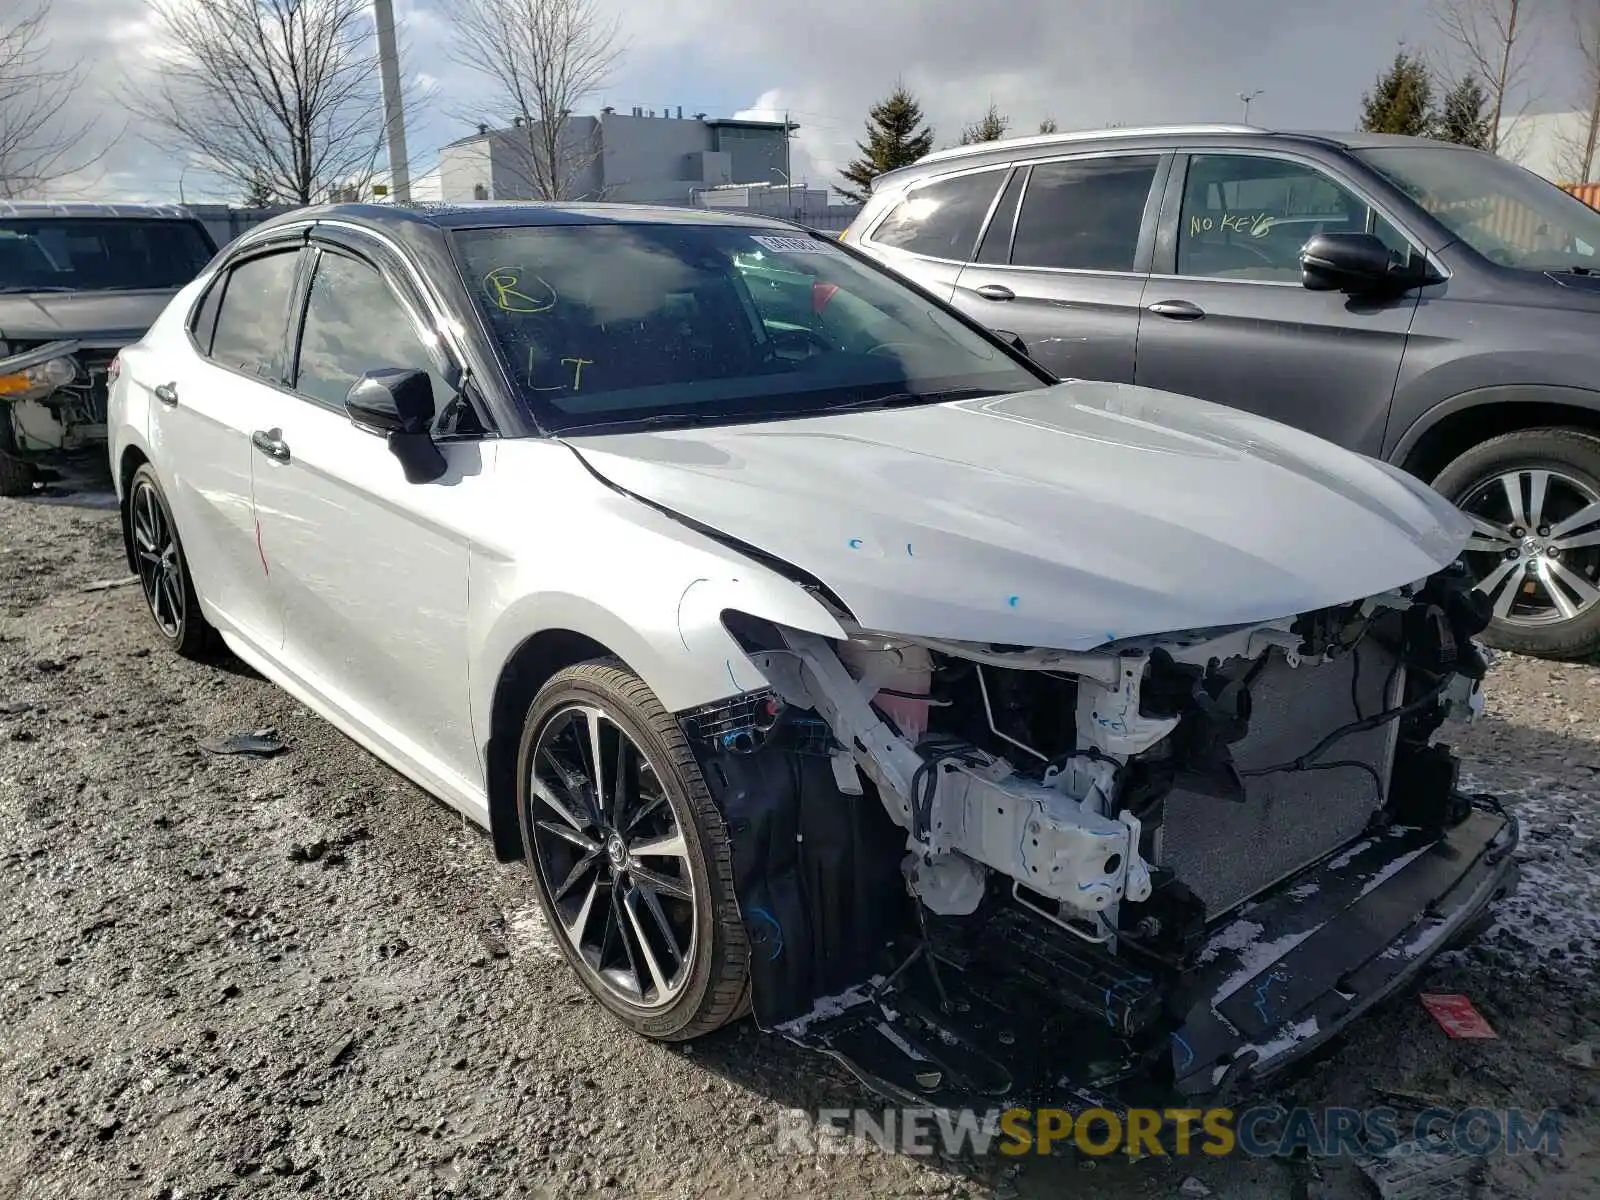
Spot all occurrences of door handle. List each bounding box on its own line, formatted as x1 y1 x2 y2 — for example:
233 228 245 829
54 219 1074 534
251 429 291 463
153 381 179 406
974 283 1016 301
1146 299 1206 320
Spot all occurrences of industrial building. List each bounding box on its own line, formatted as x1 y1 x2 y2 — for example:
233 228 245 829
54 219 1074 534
433 108 799 205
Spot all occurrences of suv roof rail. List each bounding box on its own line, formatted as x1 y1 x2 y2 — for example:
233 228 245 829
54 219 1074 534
909 123 1270 170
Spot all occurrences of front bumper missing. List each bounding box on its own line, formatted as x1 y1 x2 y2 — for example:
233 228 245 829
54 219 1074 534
768 802 1520 1112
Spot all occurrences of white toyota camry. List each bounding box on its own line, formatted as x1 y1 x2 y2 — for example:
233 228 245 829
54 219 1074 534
108 201 1517 1109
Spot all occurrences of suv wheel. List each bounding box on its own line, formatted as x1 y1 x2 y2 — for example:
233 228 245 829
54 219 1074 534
1434 427 1600 660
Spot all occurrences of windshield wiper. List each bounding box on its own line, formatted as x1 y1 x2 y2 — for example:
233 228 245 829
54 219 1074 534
817 385 1006 414
0 285 75 293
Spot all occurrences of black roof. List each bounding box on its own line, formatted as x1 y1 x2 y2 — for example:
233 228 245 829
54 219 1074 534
252 200 800 238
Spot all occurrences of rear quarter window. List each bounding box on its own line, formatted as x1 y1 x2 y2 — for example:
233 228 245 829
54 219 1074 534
867 168 1008 261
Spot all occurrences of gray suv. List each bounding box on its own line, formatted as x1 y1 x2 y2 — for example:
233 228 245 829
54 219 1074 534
842 124 1600 660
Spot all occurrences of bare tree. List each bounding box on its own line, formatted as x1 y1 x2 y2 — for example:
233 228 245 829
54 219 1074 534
126 0 389 206
447 0 623 200
0 1 110 198
1554 0 1600 181
1428 0 1537 154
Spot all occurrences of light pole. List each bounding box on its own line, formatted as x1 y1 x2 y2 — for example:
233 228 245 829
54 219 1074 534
373 0 411 203
770 167 794 218
1238 89 1264 123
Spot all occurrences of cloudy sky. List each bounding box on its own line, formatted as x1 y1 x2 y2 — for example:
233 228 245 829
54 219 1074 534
23 0 1593 203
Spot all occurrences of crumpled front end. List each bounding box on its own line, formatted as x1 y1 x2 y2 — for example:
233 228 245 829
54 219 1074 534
678 558 1519 1110
0 338 119 491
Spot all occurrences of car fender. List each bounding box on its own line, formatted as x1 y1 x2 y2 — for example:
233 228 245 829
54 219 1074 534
467 446 849 757
1387 381 1600 470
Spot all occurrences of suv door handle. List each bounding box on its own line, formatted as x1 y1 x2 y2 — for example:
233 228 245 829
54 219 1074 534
974 283 1016 301
153 382 179 406
1146 299 1206 320
251 429 291 463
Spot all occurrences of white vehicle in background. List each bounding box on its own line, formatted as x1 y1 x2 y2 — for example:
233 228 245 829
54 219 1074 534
105 200 1516 1109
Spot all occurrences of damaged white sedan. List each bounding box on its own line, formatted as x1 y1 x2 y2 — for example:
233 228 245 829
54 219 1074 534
108 201 1517 1110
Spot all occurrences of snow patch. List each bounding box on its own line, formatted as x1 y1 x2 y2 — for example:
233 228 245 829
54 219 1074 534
777 978 885 1037
1357 845 1431 899
1197 918 1263 965
504 905 562 961
1213 926 1326 1004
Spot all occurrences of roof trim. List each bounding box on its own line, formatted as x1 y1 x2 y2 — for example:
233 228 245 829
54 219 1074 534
911 123 1269 169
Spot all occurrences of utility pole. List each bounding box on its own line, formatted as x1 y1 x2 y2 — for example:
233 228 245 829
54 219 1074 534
1238 89 1264 124
783 110 794 218
373 0 412 203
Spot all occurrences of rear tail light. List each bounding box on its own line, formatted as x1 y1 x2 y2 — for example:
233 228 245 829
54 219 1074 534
107 353 121 384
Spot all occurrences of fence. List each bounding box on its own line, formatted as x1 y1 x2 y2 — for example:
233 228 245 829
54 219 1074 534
1563 182 1600 210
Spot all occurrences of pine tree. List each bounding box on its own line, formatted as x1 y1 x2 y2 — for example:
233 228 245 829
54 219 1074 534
958 103 1011 145
1360 49 1435 136
1038 117 1059 134
1433 75 1492 148
838 83 935 203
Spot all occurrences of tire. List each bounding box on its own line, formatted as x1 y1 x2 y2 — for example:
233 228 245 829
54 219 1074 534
1432 427 1600 660
127 464 212 659
0 410 34 497
516 659 750 1041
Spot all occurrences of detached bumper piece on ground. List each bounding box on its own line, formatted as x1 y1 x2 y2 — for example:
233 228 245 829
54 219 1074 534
681 560 1518 1110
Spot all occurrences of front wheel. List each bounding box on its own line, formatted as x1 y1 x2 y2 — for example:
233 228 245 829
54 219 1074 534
516 660 750 1040
1434 427 1600 660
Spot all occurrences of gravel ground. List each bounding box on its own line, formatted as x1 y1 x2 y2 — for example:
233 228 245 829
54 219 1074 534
1 475 1598 1200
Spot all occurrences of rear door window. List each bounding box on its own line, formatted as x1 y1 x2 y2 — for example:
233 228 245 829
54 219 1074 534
207 250 300 380
1010 155 1161 271
868 168 1007 261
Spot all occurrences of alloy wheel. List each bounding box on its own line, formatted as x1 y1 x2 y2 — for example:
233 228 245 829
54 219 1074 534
130 480 185 638
528 704 697 1009
1458 467 1600 627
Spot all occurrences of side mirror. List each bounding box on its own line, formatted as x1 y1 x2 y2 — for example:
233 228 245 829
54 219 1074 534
1300 232 1400 295
992 328 1029 356
345 368 447 484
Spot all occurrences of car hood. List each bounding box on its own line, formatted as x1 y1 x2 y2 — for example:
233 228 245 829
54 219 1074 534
565 382 1471 650
0 289 176 344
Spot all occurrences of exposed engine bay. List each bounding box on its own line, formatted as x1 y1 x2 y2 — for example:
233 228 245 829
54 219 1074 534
679 559 1520 1109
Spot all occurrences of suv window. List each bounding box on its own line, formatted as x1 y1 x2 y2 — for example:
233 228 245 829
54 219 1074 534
209 250 299 379
1176 154 1414 281
0 218 214 291
869 169 1006 260
293 249 447 409
1009 155 1160 271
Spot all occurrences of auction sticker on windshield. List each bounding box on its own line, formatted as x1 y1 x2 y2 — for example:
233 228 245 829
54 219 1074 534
751 235 837 254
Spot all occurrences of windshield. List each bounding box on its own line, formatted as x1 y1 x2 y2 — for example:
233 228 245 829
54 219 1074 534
451 222 1046 433
0 218 215 293
1354 145 1600 272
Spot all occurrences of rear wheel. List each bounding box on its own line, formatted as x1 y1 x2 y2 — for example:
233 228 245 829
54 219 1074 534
127 464 212 659
1434 428 1600 660
516 660 750 1040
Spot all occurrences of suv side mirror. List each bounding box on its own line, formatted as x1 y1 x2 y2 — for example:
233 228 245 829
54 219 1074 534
345 368 447 484
1300 232 1402 295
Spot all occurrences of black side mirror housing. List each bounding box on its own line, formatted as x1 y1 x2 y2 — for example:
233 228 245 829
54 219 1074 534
992 328 1029 356
345 368 448 484
1300 232 1403 295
